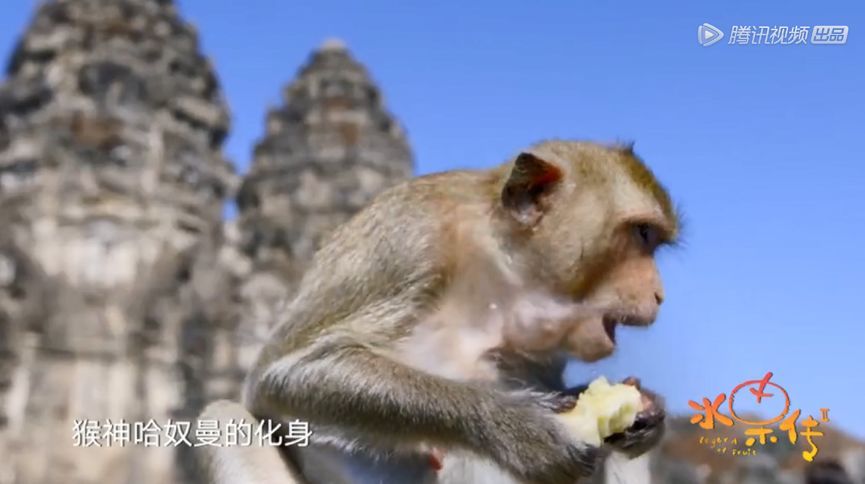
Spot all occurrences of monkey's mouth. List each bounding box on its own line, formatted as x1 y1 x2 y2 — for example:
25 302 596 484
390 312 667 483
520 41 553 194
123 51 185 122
565 315 619 362
569 311 658 362
603 317 618 344
600 311 658 353
602 312 655 345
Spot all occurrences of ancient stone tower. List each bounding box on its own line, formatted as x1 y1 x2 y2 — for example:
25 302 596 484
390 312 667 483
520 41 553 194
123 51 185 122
0 0 235 482
233 39 413 372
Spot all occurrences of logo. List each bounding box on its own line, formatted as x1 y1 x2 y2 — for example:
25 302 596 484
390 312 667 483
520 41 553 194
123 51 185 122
698 23 724 46
811 25 849 45
689 372 831 461
722 25 849 46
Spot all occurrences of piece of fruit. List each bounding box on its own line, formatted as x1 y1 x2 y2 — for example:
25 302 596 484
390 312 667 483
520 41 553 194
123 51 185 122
556 376 642 446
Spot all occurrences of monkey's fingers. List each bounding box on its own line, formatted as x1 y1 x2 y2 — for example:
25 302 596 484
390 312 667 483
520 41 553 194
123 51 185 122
621 376 642 389
604 386 666 457
533 391 579 414
550 394 578 413
560 383 589 398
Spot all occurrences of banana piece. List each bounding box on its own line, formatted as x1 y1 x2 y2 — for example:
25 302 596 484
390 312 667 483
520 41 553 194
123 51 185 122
556 377 642 446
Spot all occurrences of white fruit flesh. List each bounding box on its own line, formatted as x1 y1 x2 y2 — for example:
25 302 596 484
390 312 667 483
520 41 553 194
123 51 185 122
556 377 642 446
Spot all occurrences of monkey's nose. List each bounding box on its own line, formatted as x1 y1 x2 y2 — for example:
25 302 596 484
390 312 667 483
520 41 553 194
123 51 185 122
654 292 664 305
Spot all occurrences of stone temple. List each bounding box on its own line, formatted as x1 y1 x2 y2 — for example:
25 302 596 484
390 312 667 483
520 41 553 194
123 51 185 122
233 38 413 377
0 0 235 479
0 0 413 482
0 0 238 481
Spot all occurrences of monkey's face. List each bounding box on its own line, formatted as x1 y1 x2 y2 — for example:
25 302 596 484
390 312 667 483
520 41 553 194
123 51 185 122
499 142 678 362
561 223 669 362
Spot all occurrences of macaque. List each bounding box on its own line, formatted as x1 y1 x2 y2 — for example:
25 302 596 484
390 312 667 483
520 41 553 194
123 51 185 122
199 140 678 484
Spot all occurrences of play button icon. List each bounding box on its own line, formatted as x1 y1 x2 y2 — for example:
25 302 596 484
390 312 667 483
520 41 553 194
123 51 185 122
698 23 724 46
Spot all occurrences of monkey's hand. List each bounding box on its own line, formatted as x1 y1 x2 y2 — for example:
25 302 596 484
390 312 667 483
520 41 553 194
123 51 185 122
485 395 604 484
546 377 665 458
530 389 580 414
603 377 665 458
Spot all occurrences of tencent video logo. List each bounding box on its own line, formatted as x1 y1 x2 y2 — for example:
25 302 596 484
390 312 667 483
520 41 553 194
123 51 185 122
698 23 724 46
698 23 849 46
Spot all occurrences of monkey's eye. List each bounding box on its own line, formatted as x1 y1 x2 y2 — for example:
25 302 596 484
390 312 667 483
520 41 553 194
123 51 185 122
633 223 660 251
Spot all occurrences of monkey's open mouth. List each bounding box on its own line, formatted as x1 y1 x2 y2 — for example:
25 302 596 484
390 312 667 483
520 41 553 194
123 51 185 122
602 318 617 344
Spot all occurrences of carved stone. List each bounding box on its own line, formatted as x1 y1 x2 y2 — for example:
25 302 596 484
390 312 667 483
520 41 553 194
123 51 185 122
0 0 234 482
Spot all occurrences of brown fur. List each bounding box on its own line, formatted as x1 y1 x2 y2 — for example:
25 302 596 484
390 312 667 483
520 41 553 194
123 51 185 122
208 140 678 484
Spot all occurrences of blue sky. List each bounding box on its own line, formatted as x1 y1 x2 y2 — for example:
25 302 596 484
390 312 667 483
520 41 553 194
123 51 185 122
1 1 863 441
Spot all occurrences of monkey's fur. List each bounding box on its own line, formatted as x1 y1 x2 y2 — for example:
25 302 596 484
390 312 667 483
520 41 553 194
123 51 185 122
199 140 678 484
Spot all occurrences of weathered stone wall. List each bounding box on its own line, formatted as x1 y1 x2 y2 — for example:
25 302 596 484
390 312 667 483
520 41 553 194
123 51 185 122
0 0 235 482
233 38 413 379
0 3 413 481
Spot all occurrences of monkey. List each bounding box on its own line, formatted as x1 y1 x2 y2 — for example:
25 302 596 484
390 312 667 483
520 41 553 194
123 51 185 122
199 139 678 484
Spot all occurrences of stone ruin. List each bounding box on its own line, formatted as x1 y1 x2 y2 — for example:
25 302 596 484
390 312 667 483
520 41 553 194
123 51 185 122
233 36 413 379
0 0 412 482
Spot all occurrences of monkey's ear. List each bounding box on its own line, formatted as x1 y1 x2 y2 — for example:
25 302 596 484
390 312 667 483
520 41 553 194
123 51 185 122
501 152 563 226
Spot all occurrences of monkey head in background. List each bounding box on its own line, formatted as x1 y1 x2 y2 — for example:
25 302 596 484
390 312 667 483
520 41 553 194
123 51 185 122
198 140 679 484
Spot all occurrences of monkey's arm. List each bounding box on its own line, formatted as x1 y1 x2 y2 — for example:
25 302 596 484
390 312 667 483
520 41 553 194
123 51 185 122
249 333 599 484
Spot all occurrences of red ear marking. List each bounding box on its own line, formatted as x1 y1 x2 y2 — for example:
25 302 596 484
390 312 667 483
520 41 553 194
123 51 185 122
532 165 563 188
515 152 563 188
501 152 563 226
